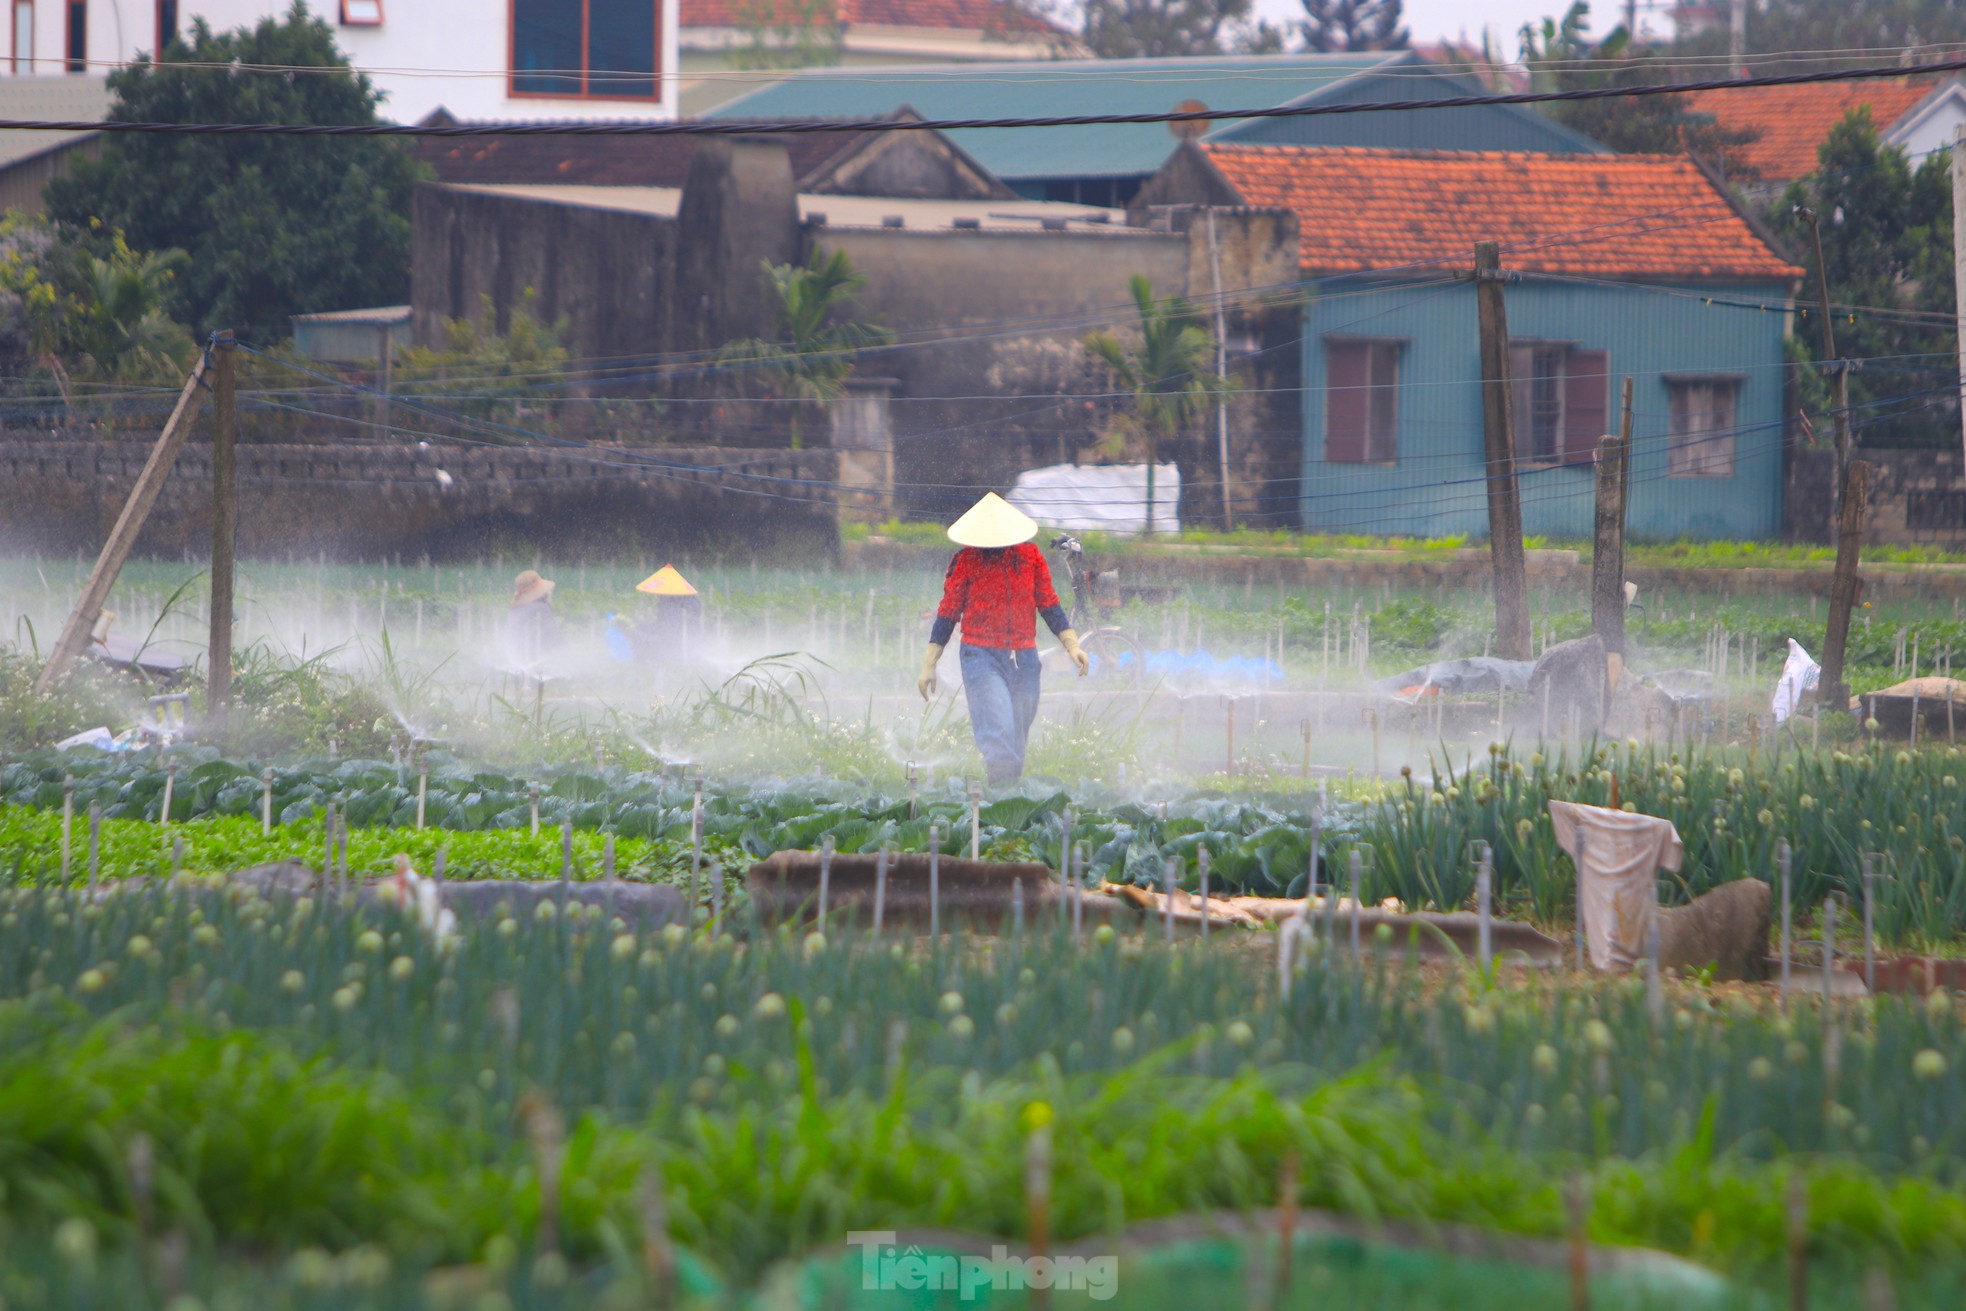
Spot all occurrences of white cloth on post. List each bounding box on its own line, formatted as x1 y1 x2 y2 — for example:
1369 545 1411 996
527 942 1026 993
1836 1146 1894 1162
1772 638 1820 724
1547 800 1684 972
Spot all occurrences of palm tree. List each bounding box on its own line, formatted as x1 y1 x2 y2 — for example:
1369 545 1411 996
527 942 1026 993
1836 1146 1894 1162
721 247 892 449
1083 275 1231 534
72 240 193 383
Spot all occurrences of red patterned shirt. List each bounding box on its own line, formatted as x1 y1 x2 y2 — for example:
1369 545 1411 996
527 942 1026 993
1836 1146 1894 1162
930 544 1069 650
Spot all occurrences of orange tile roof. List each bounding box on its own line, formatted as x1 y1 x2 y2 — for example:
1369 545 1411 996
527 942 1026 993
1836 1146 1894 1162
1685 80 1937 180
681 0 1057 33
1200 144 1800 281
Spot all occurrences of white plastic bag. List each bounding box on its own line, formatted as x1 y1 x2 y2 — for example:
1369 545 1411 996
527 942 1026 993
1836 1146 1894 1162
1772 638 1821 724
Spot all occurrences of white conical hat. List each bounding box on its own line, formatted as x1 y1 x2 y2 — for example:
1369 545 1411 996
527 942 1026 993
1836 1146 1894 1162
947 492 1037 548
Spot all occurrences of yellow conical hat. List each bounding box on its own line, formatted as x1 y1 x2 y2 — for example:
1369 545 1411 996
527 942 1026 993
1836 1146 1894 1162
947 492 1037 549
636 565 698 597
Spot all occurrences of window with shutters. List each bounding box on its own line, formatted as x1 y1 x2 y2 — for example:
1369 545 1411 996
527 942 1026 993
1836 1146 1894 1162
1507 341 1607 467
1324 337 1401 464
511 0 660 101
1668 377 1740 478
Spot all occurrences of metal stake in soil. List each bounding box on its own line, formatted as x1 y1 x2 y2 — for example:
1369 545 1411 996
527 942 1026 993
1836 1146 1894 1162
873 846 889 935
709 860 724 934
1778 840 1793 1008
1071 843 1085 946
261 768 274 835
969 778 982 860
1011 877 1025 939
171 833 182 877
529 782 542 838
61 776 73 882
1472 840 1493 972
929 822 942 938
87 802 100 894
1163 857 1177 943
1349 848 1363 966
416 764 428 831
159 758 177 829
1198 846 1211 938
817 833 834 924
1861 853 1879 993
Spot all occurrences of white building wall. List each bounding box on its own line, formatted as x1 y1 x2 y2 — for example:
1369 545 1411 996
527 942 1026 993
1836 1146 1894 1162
7 0 678 121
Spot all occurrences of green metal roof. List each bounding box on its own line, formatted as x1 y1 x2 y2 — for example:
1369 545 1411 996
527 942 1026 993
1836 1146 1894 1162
706 52 1409 182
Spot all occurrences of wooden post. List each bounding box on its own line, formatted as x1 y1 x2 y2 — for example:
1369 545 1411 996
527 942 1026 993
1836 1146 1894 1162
208 331 238 725
1819 460 1870 714
34 350 212 692
1591 379 1634 655
1475 242 1530 660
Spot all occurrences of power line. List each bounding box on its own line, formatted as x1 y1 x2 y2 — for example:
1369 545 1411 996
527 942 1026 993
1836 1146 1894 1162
8 53 1966 137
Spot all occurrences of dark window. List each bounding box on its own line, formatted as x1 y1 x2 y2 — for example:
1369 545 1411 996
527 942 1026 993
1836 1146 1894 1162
65 0 84 73
1669 378 1739 478
1324 338 1401 464
1507 342 1607 466
156 0 176 54
512 0 658 100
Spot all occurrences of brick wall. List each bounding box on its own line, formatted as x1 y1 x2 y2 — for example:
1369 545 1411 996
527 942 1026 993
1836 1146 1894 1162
1787 447 1966 548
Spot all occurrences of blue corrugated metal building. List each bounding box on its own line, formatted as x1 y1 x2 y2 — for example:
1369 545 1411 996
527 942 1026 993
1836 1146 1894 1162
708 52 1603 206
1297 278 1794 540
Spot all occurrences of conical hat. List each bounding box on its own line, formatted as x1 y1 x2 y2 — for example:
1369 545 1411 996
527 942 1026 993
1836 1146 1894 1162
637 565 698 597
947 492 1037 549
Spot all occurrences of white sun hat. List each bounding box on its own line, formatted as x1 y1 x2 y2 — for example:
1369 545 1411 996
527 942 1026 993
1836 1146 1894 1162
947 492 1039 549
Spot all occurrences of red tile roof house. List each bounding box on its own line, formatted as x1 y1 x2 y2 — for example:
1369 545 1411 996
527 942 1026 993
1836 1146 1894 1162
1133 142 1804 541
1685 77 1966 186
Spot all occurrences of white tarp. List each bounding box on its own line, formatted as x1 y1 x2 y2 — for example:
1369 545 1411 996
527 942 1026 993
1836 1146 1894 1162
1007 463 1181 535
1772 638 1821 724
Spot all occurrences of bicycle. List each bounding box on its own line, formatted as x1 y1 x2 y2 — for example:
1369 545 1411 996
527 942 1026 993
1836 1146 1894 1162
1047 533 1147 685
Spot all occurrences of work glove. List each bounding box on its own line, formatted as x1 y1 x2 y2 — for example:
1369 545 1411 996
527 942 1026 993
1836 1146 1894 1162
918 643 945 701
1059 629 1091 678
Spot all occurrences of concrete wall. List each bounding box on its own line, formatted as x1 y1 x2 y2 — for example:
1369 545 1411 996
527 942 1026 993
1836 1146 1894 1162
411 158 1305 530
413 184 679 367
1788 446 1966 548
0 438 839 561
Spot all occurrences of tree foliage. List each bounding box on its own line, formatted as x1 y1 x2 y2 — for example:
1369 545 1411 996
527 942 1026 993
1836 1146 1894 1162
1297 0 1407 53
1674 0 1966 68
725 0 845 70
0 214 195 399
395 291 571 426
1074 0 1266 58
720 247 892 449
45 3 426 337
1772 110 1956 448
1517 3 1758 168
1083 275 1230 531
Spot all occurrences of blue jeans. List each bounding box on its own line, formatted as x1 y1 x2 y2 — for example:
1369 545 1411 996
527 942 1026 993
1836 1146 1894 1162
960 643 1042 784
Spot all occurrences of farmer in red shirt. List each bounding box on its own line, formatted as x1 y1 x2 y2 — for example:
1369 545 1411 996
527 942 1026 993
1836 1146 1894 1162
918 494 1089 784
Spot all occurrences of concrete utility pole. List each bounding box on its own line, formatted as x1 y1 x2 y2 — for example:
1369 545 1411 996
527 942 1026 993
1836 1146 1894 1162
1729 0 1747 78
1475 242 1531 661
1206 209 1233 531
1591 377 1635 656
208 331 238 725
34 352 213 693
1952 124 1966 467
1819 460 1871 715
